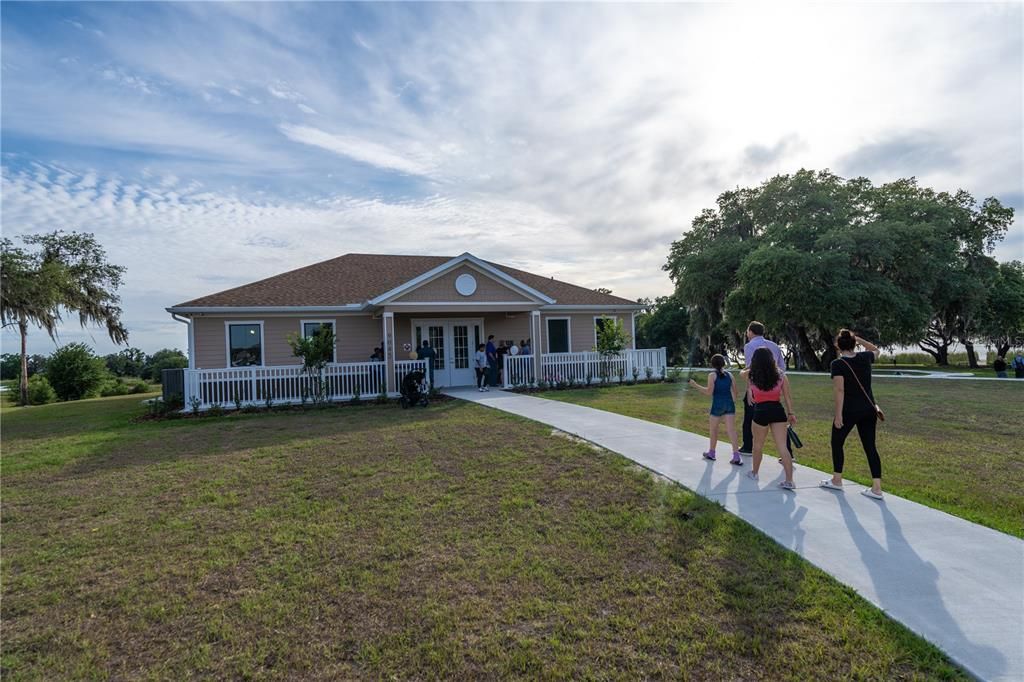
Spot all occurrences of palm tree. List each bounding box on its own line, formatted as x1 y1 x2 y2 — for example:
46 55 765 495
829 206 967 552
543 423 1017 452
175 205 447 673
1 232 128 405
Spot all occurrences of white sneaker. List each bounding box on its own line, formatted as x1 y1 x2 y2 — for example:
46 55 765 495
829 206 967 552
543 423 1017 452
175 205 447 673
861 488 883 500
478 387 485 392
746 470 758 481
819 479 843 491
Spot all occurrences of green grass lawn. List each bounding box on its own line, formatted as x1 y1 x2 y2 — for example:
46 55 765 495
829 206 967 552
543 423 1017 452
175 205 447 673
540 375 1024 537
0 395 967 679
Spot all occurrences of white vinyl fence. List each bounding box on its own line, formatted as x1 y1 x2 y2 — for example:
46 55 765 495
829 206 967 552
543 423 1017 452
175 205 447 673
502 348 667 388
182 360 427 410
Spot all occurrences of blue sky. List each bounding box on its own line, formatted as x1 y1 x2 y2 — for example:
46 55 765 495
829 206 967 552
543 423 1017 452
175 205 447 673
2 2 1022 356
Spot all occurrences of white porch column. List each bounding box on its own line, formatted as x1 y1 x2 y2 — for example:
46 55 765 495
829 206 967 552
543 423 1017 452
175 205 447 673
383 312 396 394
530 310 542 386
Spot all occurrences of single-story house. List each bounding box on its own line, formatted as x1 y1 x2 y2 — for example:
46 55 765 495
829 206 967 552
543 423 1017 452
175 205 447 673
167 252 666 407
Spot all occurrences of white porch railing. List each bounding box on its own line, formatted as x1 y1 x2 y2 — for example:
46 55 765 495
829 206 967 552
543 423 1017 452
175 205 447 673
502 348 667 388
183 360 426 410
394 359 429 389
503 353 536 387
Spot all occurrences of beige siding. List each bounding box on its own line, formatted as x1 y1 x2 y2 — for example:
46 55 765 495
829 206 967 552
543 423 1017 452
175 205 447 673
191 315 385 368
392 313 532 353
540 313 633 353
191 310 634 368
391 265 532 303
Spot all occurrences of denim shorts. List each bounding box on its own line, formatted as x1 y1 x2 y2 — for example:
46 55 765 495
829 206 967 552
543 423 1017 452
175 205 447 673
710 397 736 417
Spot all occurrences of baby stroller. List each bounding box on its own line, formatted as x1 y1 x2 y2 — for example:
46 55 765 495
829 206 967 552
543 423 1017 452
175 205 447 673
399 370 430 409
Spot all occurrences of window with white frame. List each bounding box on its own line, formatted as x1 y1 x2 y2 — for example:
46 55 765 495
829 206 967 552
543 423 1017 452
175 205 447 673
301 320 336 363
227 323 263 367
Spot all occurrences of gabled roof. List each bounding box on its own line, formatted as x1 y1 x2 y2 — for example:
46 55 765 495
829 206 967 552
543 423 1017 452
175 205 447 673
169 253 639 310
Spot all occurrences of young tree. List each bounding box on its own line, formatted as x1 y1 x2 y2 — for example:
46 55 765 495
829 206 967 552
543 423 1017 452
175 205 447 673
1 232 128 405
46 343 107 401
287 327 336 403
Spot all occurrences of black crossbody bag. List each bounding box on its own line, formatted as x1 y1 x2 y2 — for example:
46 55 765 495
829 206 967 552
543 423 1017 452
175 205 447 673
841 358 885 422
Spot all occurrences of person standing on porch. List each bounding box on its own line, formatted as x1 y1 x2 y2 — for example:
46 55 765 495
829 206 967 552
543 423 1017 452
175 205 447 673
739 321 792 461
474 343 489 392
486 335 498 387
417 340 437 387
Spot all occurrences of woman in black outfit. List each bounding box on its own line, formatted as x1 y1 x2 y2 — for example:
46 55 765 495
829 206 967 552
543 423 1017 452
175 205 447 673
820 330 884 499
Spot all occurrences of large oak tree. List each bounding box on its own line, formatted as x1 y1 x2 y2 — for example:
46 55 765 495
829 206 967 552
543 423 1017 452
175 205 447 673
665 170 1014 368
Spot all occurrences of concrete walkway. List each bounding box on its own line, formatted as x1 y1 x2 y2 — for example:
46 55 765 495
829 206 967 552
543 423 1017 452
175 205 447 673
448 388 1024 682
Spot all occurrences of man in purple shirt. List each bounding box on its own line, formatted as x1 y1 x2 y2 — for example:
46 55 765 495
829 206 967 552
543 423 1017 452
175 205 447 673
740 321 793 457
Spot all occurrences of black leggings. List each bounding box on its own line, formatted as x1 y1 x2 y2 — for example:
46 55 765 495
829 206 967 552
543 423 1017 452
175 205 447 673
831 410 882 478
475 368 486 388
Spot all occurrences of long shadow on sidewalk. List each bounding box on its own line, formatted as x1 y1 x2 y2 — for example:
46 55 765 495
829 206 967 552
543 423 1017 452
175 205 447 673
833 493 1006 680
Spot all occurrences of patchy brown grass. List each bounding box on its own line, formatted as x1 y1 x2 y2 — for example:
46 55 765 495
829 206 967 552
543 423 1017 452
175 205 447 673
2 395 964 679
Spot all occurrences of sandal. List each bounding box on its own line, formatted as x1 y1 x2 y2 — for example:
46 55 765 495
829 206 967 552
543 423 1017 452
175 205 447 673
778 481 796 491
746 470 758 481
861 488 883 500
819 479 843 491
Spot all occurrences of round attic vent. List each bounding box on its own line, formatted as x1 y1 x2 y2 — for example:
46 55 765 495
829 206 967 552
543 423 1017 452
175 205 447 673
455 273 477 296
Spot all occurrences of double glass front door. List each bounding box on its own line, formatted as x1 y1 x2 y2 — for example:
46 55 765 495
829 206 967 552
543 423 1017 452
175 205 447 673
412 318 483 387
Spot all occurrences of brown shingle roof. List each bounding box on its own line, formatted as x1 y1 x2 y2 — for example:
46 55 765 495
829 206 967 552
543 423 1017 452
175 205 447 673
172 253 638 308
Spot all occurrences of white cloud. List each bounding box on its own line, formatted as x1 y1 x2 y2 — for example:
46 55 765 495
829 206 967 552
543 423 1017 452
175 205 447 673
278 123 437 176
2 2 1021 354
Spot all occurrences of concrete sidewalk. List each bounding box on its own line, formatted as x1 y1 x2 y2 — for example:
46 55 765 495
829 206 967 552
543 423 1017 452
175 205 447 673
448 387 1024 682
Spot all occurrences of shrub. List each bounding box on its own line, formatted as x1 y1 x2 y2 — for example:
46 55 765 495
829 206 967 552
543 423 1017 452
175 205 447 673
142 349 188 382
164 392 184 412
26 374 56 405
208 403 225 417
46 343 107 401
129 380 150 394
100 375 132 397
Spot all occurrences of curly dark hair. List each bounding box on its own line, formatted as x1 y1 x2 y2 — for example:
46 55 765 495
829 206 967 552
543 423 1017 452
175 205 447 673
748 347 781 392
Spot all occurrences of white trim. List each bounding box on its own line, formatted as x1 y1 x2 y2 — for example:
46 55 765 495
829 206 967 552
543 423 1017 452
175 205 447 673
299 319 338 363
631 311 636 350
171 313 195 370
545 317 572 354
368 253 555 305
167 305 364 315
541 304 644 311
384 301 540 307
224 320 265 368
